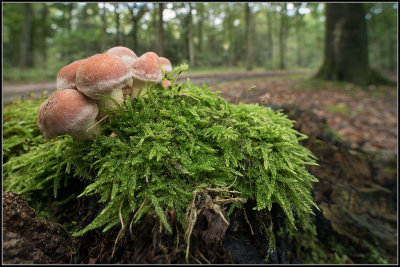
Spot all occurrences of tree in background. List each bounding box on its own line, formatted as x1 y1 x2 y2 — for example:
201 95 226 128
2 2 396 81
315 3 394 85
19 3 34 68
365 3 397 74
245 3 253 70
278 3 288 70
127 3 148 53
187 3 195 67
157 3 164 56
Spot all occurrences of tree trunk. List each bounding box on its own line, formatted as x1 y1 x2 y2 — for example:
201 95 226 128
266 5 273 66
39 4 48 67
132 18 139 52
101 3 107 52
295 10 303 67
157 3 164 56
245 3 252 71
385 16 396 72
129 3 147 53
67 3 73 32
278 3 287 70
19 3 33 68
196 3 204 57
114 3 120 45
315 4 370 84
188 3 195 67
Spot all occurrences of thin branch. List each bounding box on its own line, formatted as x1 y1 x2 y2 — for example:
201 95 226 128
86 115 108 133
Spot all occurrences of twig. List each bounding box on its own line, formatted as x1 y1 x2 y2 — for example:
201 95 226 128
214 197 246 203
176 94 200 102
86 115 108 133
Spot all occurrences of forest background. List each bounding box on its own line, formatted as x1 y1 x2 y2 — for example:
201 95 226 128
2 2 398 82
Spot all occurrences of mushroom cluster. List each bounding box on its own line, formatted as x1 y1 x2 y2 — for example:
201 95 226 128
38 46 173 140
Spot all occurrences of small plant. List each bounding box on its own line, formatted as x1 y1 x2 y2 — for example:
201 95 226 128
4 64 320 262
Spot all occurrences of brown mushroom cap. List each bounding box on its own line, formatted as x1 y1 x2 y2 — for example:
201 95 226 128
130 52 162 83
159 57 172 73
105 46 138 67
75 53 132 100
38 89 99 139
56 59 85 90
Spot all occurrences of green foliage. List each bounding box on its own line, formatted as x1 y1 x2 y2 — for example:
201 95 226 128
3 65 319 259
325 105 351 117
3 95 47 162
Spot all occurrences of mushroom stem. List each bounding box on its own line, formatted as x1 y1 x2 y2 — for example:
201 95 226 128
130 79 147 99
96 88 124 113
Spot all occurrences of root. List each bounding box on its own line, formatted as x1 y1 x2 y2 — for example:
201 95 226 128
243 208 254 236
112 196 126 258
184 193 198 263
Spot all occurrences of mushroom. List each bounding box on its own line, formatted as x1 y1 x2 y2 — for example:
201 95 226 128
75 53 132 111
56 59 85 91
130 52 162 99
161 79 172 89
37 89 100 140
159 57 172 74
105 46 138 67
105 46 137 99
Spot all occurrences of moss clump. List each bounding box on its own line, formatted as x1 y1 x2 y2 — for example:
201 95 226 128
3 65 319 260
3 95 47 162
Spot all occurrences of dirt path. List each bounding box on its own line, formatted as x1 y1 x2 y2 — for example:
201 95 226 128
2 70 310 105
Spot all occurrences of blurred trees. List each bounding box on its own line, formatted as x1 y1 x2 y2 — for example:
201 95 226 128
2 2 397 80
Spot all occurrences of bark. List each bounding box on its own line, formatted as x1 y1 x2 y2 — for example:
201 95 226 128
187 3 195 67
157 3 164 56
19 3 34 68
315 4 370 84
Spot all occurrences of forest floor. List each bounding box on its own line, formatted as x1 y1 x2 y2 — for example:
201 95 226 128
3 70 397 264
207 73 398 155
3 70 397 154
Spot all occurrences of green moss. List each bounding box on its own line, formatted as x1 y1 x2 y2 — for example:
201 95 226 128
325 105 351 117
2 95 48 162
3 64 320 260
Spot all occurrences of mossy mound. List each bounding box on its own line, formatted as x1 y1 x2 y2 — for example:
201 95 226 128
3 65 319 262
